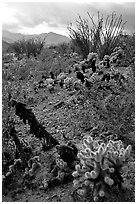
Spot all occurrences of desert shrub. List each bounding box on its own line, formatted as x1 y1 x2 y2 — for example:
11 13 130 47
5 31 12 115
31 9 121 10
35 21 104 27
3 60 28 81
56 42 72 55
11 41 24 57
118 33 135 66
68 12 126 59
38 46 81 76
11 37 46 58
2 56 41 83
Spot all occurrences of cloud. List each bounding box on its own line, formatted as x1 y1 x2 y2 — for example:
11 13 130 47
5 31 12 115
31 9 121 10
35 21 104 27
2 2 135 35
2 3 19 25
18 21 68 36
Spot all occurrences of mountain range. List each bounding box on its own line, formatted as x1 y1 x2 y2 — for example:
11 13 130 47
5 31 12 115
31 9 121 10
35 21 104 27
2 30 70 46
2 40 12 53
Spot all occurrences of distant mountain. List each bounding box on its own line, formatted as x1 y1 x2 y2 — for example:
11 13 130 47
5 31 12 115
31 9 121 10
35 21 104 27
2 30 24 43
2 37 14 44
2 30 70 45
41 32 70 45
2 40 13 53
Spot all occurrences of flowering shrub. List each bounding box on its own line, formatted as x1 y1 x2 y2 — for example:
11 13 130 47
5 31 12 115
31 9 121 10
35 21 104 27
72 135 132 201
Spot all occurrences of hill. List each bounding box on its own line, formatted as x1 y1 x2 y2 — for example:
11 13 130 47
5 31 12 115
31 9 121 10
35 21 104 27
2 40 12 53
2 30 70 45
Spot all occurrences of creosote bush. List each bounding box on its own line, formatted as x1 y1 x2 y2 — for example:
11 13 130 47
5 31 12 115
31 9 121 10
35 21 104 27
68 12 126 59
72 135 132 201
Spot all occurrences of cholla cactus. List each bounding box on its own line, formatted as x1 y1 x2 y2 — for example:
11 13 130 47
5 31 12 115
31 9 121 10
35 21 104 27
103 55 110 68
56 157 67 170
40 157 69 190
63 77 74 90
73 80 82 91
87 52 98 62
103 55 110 61
72 135 132 201
73 63 81 72
89 73 101 84
55 157 68 181
24 156 41 177
5 159 22 177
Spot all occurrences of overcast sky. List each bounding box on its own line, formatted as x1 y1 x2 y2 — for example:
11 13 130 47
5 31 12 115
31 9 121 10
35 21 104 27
2 1 135 36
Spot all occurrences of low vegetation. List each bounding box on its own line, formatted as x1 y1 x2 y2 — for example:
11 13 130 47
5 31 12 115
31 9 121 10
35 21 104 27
11 37 46 58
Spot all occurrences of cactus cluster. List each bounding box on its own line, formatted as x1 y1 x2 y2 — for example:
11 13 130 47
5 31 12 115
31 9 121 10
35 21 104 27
87 52 98 62
103 55 110 68
55 157 67 170
41 157 71 190
53 156 75 182
55 157 68 181
24 156 41 178
41 142 78 190
72 135 132 201
5 158 22 177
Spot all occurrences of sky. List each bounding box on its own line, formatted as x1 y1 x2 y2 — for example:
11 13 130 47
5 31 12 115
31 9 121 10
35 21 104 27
1 1 135 36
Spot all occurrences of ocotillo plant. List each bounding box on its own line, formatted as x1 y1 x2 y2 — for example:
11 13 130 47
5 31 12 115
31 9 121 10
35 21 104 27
68 12 126 60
